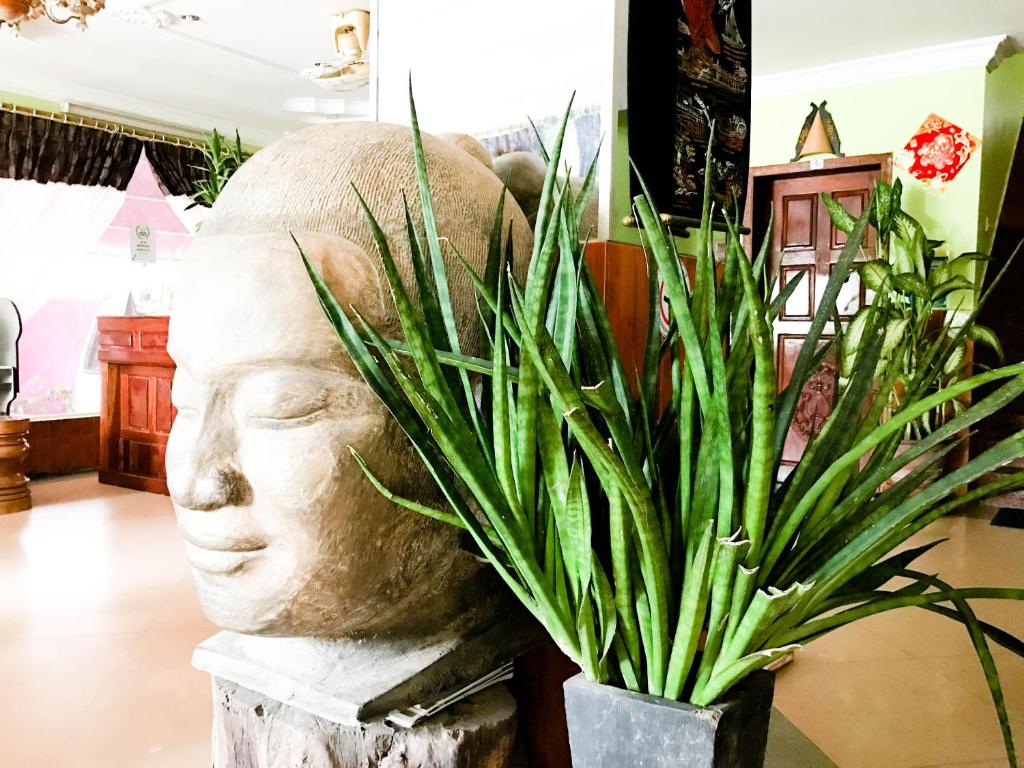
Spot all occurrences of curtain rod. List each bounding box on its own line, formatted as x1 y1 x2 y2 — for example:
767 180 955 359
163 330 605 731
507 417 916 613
0 102 206 149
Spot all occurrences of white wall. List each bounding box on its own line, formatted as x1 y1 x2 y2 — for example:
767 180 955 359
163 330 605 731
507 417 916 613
376 0 611 134
375 0 625 239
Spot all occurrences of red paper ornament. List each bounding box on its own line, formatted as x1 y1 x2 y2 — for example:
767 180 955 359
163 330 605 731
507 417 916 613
896 114 980 190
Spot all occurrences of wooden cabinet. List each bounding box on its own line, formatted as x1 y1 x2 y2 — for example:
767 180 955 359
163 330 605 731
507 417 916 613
97 316 176 494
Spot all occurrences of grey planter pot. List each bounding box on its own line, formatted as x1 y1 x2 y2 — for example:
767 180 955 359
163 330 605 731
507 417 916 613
563 671 774 768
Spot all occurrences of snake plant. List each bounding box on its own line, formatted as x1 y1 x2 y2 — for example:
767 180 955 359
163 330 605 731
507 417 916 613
824 181 1004 438
302 92 1024 764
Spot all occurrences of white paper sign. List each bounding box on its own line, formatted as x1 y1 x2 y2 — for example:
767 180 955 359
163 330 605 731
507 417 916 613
130 224 156 262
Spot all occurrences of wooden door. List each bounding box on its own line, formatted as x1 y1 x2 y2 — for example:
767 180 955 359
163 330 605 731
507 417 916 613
769 166 882 467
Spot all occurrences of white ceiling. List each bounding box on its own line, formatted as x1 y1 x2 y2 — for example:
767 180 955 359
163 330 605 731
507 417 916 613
0 0 371 146
753 0 1023 75
1 0 1022 145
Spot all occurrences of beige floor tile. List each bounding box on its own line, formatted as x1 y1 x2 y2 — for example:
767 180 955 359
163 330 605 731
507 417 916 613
0 631 144 715
148 575 216 632
0 479 188 640
921 647 1024 720
0 476 214 768
774 657 1011 768
52 691 212 768
856 606 980 658
51 628 215 767
0 706 77 768
796 621 913 664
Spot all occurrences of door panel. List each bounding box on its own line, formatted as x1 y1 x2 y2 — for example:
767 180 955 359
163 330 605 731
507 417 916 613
115 364 174 482
780 265 814 320
781 194 817 250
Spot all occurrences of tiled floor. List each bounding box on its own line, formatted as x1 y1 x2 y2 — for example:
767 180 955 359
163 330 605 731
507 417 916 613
0 475 214 767
0 474 1021 767
773 507 1024 768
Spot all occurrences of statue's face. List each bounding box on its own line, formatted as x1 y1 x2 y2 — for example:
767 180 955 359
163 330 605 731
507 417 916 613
166 231 468 637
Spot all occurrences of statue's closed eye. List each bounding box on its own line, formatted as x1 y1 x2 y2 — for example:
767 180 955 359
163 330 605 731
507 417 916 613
172 366 371 430
245 395 328 426
236 375 330 427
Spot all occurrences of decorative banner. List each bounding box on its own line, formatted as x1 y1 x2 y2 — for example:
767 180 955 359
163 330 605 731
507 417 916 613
628 0 752 221
896 114 980 190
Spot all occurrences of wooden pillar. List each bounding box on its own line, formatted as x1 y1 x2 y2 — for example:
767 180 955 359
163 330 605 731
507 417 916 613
0 416 31 514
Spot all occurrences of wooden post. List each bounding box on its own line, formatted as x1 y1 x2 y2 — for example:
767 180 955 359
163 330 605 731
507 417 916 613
0 416 31 514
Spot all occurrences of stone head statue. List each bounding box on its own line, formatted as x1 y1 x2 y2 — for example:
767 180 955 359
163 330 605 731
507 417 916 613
166 122 532 639
493 150 599 236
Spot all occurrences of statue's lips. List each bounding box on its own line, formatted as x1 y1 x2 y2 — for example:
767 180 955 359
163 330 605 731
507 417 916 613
179 530 267 575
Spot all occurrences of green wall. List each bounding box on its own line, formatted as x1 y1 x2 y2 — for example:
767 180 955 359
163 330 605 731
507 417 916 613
749 67 988 264
611 57 1024 282
979 53 1024 255
0 90 61 112
609 108 709 255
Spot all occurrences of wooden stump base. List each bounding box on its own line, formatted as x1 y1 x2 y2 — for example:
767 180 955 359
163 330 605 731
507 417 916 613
0 417 30 514
211 677 517 768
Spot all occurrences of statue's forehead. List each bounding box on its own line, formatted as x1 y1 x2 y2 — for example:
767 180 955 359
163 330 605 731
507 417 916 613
168 232 370 376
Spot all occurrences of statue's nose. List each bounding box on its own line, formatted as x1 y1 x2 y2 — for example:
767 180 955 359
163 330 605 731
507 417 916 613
172 464 251 511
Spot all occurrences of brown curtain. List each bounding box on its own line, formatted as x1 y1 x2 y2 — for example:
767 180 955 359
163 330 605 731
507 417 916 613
1 109 142 190
1 109 207 198
145 141 206 198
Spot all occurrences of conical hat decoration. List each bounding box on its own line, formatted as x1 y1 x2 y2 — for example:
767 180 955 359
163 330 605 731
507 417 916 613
792 101 843 162
800 111 833 158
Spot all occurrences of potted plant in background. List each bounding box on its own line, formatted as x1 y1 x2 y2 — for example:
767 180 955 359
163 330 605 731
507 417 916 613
188 128 248 209
824 182 1004 480
302 94 1024 768
823 181 1006 491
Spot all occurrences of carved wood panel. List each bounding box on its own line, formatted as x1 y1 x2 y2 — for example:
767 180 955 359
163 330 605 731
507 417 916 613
778 335 836 467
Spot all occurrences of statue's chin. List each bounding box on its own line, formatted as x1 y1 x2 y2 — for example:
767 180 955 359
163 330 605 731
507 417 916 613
188 565 297 635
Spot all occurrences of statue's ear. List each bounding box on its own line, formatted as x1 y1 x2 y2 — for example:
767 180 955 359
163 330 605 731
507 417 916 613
491 151 548 226
436 132 496 173
291 232 392 332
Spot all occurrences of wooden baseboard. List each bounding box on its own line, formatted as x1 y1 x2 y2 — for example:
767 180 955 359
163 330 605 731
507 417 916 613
98 469 168 496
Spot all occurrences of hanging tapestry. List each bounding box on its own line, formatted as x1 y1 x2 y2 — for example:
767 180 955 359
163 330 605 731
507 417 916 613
628 0 752 221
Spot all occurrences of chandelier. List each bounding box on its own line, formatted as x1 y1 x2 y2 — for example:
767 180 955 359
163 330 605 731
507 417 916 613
0 0 106 33
299 10 371 93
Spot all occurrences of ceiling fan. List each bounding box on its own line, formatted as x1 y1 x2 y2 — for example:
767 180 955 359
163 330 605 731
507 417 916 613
299 9 371 93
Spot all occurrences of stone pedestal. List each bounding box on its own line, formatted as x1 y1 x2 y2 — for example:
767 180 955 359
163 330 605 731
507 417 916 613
194 609 536 768
212 677 517 768
0 417 30 514
194 608 536 727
